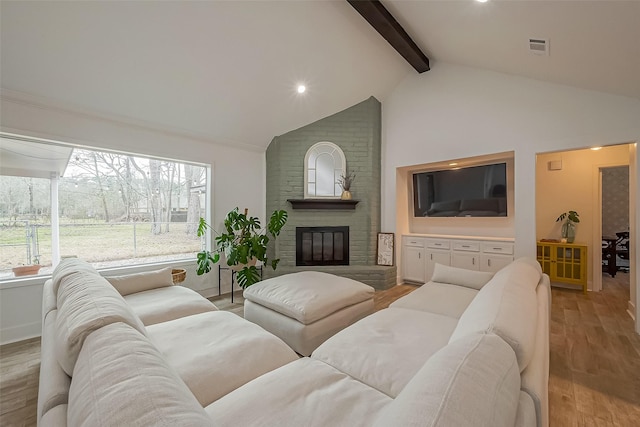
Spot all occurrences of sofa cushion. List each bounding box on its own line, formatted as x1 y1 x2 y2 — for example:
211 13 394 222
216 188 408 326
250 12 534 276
521 275 551 427
373 333 520 427
68 322 213 427
147 310 298 406
390 281 478 318
431 263 494 290
449 257 541 371
55 272 147 376
104 267 174 296
243 271 374 324
51 258 100 297
313 307 458 397
42 279 57 318
40 404 68 427
38 310 71 421
123 285 217 325
206 358 392 426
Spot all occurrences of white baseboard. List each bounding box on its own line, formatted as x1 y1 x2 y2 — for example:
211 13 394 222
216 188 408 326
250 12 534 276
627 300 636 321
0 321 41 346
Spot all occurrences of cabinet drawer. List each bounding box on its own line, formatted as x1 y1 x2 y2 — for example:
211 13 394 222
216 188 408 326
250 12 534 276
481 242 514 255
452 241 480 252
425 239 450 250
403 236 424 248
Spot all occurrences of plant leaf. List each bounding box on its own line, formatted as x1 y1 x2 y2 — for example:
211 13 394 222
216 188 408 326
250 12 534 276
237 266 261 289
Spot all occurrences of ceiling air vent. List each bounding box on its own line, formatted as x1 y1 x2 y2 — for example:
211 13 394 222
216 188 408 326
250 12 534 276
528 38 549 56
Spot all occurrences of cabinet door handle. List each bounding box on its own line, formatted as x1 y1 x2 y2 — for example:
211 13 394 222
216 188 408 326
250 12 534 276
488 259 491 267
462 245 470 248
430 254 433 261
418 253 421 259
472 258 475 265
493 247 502 251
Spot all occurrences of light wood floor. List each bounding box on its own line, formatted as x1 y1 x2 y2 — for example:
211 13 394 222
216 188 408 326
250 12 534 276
1 275 638 426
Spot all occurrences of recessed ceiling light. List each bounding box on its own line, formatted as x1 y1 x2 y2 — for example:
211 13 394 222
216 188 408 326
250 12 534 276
476 0 488 3
297 85 306 94
449 162 458 166
590 147 602 151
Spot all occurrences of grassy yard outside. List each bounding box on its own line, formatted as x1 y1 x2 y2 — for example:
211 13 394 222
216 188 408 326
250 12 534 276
0 221 201 279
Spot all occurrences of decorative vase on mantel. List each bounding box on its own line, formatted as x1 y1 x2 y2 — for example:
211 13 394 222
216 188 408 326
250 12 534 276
341 190 352 200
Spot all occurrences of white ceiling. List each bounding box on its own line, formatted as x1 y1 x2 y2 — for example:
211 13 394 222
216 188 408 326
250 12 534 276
1 1 638 151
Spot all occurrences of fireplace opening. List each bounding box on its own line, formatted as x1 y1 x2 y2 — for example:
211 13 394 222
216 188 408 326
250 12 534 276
296 226 349 266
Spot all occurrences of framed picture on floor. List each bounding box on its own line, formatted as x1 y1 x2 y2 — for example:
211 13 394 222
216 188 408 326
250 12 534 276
376 232 395 266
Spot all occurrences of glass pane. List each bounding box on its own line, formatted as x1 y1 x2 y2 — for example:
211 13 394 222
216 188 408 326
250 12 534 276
312 232 323 260
322 233 333 260
0 176 52 279
574 248 581 260
308 169 316 183
557 264 564 277
574 264 581 279
59 149 205 269
308 183 315 195
315 154 335 196
333 153 343 170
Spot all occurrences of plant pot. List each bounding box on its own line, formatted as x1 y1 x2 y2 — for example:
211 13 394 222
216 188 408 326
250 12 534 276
341 190 352 200
171 268 187 284
12 265 42 277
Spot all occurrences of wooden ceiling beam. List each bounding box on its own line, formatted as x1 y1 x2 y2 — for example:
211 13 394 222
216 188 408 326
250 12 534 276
347 0 430 73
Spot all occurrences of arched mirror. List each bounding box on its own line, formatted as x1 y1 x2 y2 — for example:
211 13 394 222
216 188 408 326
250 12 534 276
304 142 346 199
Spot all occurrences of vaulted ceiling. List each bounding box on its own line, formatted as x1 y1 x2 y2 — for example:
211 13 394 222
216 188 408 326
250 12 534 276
1 1 638 151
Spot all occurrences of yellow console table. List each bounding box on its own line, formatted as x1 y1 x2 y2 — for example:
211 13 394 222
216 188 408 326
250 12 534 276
536 241 588 294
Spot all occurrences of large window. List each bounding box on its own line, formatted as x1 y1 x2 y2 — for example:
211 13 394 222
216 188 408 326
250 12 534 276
0 135 209 280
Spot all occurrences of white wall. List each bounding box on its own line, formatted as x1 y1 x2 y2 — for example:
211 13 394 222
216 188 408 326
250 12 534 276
0 90 266 344
382 63 640 327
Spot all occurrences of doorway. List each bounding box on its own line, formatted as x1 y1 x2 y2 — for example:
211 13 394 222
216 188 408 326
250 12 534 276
536 144 635 322
595 165 631 307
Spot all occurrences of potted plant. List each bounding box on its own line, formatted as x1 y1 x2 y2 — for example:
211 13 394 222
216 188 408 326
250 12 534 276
196 207 288 288
556 210 580 243
337 172 356 200
12 255 42 277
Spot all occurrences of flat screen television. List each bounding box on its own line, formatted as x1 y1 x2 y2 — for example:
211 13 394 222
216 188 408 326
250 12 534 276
413 162 507 217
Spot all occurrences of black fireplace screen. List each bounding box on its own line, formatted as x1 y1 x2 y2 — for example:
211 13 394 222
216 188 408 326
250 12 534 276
296 226 349 266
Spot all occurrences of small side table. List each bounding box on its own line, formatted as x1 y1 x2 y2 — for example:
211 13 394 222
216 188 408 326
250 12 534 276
218 264 263 302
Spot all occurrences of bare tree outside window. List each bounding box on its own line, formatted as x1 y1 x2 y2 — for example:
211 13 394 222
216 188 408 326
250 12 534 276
0 145 208 279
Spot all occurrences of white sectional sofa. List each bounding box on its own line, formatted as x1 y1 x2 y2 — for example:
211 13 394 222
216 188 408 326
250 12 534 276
38 257 549 427
37 259 298 426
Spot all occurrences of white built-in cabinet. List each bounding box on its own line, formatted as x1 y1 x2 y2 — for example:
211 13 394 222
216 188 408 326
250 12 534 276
402 235 514 284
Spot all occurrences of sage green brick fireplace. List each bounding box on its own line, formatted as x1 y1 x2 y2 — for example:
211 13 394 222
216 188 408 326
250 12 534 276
265 97 396 290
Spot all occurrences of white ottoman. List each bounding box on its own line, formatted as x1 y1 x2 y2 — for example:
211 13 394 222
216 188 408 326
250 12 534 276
243 271 375 356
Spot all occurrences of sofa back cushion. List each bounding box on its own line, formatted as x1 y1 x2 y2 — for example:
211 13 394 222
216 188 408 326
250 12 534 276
373 333 520 427
55 272 147 376
431 263 494 290
51 258 100 297
69 322 213 427
105 267 174 296
449 257 541 371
